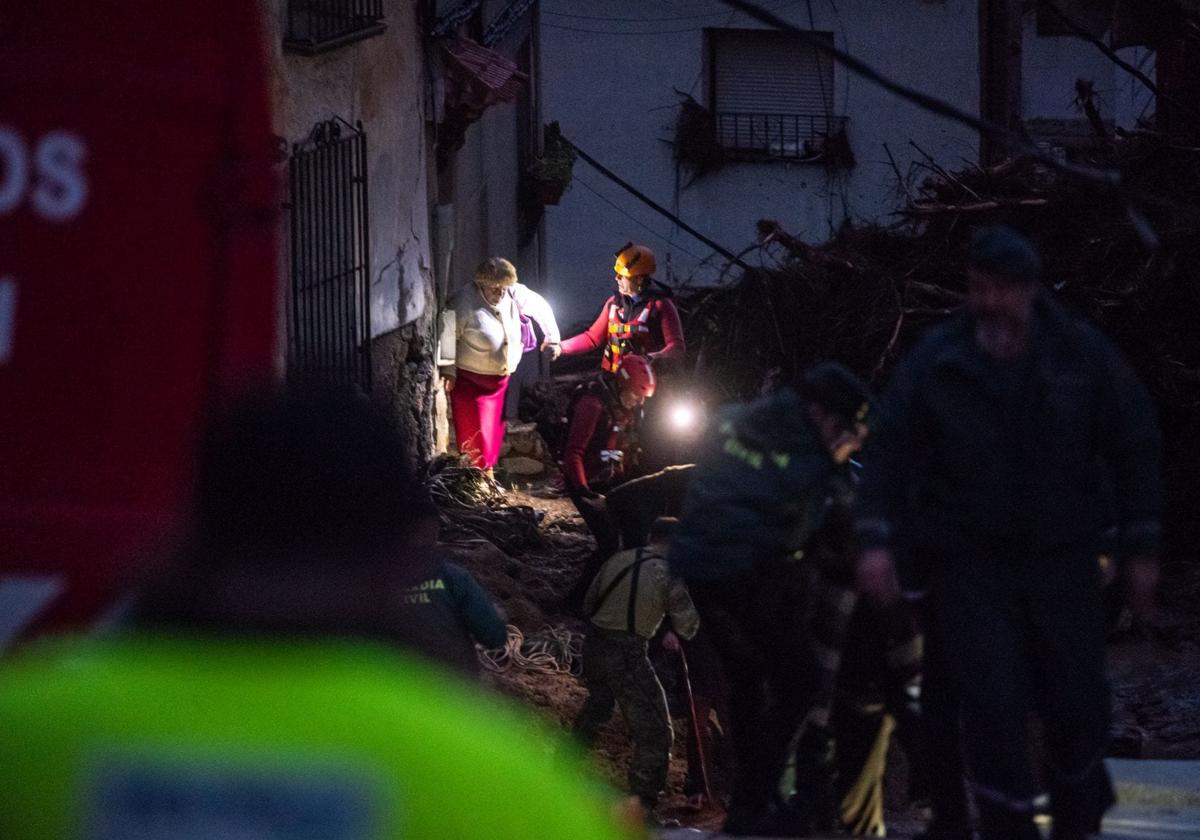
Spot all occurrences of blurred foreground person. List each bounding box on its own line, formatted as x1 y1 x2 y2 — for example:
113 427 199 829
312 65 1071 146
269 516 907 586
856 226 1162 840
573 516 700 821
670 363 872 836
0 386 635 840
395 502 509 675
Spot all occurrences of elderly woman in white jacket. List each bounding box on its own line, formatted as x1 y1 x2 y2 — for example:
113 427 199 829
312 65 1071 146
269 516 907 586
438 257 560 471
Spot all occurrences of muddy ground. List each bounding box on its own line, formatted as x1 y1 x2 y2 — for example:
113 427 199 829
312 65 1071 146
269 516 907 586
436 475 1200 835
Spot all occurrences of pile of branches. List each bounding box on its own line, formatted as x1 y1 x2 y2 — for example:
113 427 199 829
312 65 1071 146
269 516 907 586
425 453 507 508
677 132 1200 407
673 131 1200 555
425 454 546 555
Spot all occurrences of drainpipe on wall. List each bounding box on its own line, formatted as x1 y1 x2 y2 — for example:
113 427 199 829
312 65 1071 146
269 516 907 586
432 202 456 454
979 0 1023 165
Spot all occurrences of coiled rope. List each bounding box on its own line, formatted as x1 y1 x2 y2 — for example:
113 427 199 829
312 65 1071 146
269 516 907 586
479 624 584 676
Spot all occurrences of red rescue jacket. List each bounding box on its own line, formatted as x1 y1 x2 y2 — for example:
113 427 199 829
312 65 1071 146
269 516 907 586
560 292 684 373
561 378 638 495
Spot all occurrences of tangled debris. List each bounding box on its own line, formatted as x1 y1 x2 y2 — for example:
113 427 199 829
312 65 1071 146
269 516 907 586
425 453 507 509
425 453 548 556
678 136 1200 400
671 132 1200 557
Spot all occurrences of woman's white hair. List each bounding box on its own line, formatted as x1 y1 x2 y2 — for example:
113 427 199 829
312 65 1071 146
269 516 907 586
474 257 518 288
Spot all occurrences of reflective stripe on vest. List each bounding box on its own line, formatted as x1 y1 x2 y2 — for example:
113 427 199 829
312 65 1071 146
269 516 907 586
602 301 653 372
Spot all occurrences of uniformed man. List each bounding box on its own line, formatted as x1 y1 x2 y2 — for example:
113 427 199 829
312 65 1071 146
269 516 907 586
856 226 1162 840
669 362 872 836
0 386 637 840
573 516 700 818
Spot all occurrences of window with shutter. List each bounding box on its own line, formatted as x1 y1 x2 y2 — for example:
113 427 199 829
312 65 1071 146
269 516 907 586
708 28 846 160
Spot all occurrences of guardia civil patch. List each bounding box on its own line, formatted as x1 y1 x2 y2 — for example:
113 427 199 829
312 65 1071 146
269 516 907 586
82 756 380 840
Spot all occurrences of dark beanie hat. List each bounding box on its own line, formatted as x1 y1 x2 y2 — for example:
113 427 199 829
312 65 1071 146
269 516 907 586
800 362 874 430
968 225 1042 283
194 383 422 563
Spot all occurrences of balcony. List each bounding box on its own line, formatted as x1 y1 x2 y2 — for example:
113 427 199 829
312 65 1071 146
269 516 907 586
715 112 850 163
284 0 386 55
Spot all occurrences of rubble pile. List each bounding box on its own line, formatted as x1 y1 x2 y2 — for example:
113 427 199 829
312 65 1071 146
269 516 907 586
673 134 1200 555
681 139 1199 396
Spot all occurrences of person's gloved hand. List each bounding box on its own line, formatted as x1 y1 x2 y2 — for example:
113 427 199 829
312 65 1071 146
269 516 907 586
576 490 607 509
856 548 900 606
661 630 680 653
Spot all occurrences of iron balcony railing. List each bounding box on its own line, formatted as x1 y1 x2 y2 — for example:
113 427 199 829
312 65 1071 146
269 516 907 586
285 118 372 393
284 0 386 54
715 112 849 160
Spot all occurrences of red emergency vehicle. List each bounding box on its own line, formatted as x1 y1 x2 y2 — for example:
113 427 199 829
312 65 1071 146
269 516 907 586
0 2 279 646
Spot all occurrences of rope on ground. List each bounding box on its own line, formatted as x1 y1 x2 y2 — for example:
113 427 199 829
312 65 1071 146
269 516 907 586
479 624 584 676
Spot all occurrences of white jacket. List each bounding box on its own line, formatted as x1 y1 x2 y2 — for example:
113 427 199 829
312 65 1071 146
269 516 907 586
438 283 560 377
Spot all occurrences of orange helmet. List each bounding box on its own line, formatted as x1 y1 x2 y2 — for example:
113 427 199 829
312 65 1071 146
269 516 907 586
616 355 656 398
613 242 656 279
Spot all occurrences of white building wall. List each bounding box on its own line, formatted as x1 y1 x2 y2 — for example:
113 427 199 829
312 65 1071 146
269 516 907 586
1110 48 1155 130
261 0 433 340
261 0 439 461
540 0 981 326
449 80 531 292
1020 11 1156 129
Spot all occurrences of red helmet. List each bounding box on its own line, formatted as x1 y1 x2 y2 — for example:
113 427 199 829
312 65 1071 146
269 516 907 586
617 355 656 398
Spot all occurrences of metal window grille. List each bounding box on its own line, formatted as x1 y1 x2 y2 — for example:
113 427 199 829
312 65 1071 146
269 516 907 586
284 0 386 54
286 118 372 392
709 28 846 160
715 113 849 160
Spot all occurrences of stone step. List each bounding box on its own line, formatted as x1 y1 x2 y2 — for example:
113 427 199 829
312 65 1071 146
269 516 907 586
503 421 545 456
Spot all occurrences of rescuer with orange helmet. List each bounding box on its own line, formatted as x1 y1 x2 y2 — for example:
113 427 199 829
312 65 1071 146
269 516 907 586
559 243 685 373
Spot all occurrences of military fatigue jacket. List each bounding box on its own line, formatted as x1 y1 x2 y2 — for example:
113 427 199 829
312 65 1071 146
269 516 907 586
585 548 700 640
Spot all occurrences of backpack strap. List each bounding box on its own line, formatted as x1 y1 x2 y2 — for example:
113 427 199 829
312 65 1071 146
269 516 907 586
588 548 660 625
626 549 645 634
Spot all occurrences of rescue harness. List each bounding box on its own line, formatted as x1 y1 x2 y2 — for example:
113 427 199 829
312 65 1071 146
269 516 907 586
603 299 654 373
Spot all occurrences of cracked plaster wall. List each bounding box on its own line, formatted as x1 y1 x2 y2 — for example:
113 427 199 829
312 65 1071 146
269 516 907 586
260 0 437 464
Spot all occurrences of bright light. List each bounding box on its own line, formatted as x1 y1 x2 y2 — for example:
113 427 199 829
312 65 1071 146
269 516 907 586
669 402 699 430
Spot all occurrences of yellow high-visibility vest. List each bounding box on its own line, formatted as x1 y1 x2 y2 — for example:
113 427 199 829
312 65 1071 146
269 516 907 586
0 635 635 840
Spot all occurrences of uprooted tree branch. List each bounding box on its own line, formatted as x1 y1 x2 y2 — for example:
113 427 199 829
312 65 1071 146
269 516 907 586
665 127 1200 556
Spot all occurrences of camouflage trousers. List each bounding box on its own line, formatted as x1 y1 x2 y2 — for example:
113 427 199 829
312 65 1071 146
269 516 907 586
573 628 672 803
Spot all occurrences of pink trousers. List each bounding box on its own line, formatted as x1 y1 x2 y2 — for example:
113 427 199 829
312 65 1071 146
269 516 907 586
451 368 511 468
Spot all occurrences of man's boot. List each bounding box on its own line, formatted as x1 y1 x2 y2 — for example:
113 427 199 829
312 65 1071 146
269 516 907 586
1048 758 1115 840
976 799 1041 840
